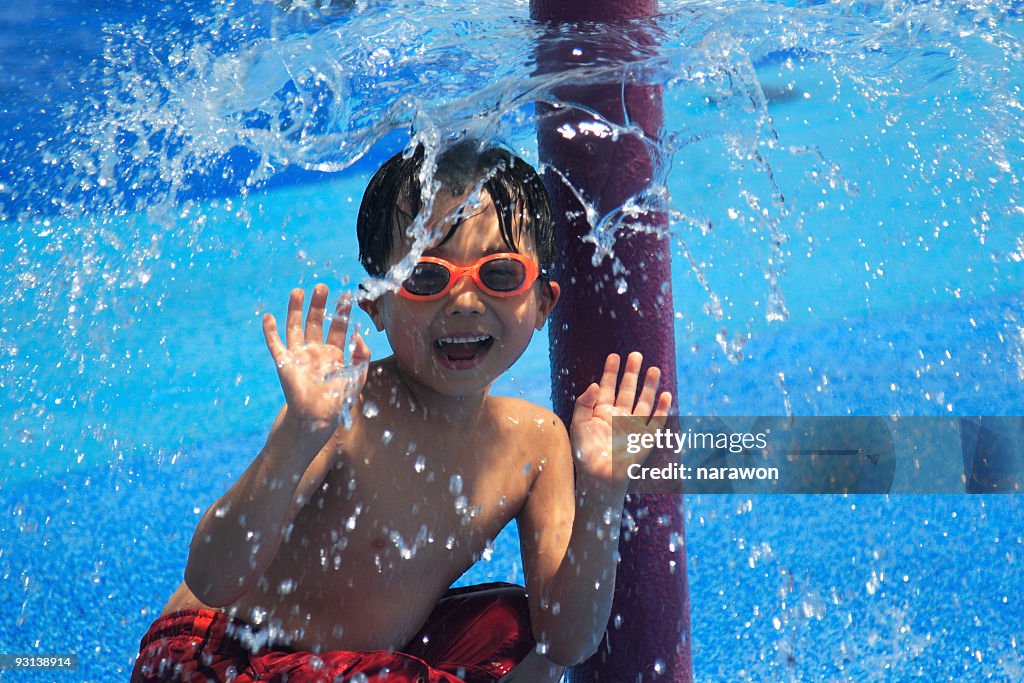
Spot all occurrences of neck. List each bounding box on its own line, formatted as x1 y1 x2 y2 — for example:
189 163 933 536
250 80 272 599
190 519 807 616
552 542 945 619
379 356 489 427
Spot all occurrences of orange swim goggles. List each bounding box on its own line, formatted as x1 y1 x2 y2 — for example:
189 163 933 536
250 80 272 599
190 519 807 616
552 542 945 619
398 252 541 301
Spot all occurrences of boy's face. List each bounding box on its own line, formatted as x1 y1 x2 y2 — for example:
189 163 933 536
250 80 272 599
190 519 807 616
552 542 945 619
361 189 559 398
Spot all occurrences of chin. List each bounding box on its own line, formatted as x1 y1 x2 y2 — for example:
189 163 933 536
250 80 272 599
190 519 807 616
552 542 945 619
424 367 497 397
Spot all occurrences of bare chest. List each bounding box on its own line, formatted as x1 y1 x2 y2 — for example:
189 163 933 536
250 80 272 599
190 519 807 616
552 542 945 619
284 438 531 583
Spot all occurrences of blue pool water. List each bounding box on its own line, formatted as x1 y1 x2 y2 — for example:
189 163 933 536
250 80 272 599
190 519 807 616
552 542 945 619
2 0 1024 680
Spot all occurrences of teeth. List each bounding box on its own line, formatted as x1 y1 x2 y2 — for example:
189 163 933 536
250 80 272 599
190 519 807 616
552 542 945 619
437 334 492 344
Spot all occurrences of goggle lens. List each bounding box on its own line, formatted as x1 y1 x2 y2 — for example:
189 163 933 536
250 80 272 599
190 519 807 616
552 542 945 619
404 262 451 296
478 258 527 293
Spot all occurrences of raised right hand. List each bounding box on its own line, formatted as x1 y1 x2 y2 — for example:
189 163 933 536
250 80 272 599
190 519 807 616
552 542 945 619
262 284 371 432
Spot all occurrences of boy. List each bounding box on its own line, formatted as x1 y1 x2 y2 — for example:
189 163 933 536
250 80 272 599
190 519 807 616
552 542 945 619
133 142 671 682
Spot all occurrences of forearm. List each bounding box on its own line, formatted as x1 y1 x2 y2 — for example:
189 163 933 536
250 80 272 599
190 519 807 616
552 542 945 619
536 482 627 666
184 409 334 605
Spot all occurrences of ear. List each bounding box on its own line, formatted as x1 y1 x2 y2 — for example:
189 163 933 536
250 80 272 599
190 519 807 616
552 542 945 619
358 296 386 332
534 280 560 330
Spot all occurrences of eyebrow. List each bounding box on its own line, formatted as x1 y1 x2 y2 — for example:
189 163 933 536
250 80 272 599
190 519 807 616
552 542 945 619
421 244 515 259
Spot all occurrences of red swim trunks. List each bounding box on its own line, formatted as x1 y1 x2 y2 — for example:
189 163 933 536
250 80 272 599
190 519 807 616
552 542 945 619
131 583 535 683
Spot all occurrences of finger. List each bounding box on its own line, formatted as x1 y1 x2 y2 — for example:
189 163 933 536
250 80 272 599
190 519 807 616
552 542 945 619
325 295 353 349
597 353 620 407
304 283 329 344
285 288 304 348
350 332 372 392
632 365 662 416
655 391 673 416
614 351 644 410
349 332 371 367
646 391 673 431
262 313 286 364
572 382 601 425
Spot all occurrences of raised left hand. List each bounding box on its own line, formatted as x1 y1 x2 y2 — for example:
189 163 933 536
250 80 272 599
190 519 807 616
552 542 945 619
570 352 672 488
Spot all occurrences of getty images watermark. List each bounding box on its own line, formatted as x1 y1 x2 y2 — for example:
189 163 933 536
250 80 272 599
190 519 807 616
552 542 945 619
614 416 1024 494
623 425 774 484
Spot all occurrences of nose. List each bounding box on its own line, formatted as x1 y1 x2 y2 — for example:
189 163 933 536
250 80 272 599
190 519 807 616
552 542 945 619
443 273 486 315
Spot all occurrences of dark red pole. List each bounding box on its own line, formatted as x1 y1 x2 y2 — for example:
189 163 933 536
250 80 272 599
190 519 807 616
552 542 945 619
532 1 693 681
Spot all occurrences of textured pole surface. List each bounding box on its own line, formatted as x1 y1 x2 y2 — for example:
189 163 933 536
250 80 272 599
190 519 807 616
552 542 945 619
531 1 693 680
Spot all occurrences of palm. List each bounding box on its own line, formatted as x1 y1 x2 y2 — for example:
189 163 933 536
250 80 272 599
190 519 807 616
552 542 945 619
572 403 625 467
263 285 371 431
570 352 672 485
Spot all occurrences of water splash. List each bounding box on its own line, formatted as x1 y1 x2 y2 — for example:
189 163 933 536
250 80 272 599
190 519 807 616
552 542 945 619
4 3 1019 433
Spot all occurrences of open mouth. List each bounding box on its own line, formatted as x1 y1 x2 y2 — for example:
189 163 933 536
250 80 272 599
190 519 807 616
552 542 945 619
434 334 494 370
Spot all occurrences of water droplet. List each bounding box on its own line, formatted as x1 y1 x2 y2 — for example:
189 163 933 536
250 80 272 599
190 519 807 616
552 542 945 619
362 401 379 418
449 474 463 496
654 659 666 674
414 456 426 473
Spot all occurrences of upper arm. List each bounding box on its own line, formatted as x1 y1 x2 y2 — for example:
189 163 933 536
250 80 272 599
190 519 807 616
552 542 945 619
516 412 575 632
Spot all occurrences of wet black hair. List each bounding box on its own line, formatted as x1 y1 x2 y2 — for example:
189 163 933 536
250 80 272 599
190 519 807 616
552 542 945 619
356 141 554 278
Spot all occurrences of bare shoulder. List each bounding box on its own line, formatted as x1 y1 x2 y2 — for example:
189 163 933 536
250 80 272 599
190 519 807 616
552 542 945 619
487 395 565 437
486 397 571 472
